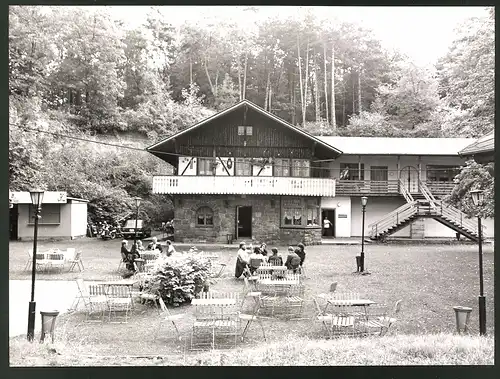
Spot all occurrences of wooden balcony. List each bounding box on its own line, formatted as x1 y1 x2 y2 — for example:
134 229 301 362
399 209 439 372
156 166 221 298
152 176 336 197
335 180 455 197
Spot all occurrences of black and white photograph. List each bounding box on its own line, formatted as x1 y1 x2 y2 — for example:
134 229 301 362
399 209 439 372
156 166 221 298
8 4 494 366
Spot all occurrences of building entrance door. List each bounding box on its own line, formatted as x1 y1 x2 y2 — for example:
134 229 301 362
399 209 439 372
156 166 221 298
399 166 420 193
9 204 18 240
321 209 335 238
236 206 252 239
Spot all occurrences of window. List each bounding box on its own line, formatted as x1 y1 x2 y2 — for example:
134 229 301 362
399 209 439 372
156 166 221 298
238 126 245 136
237 126 253 136
29 204 61 224
275 159 310 177
340 163 365 180
196 207 214 226
281 197 320 227
198 158 214 176
235 158 252 176
426 165 461 182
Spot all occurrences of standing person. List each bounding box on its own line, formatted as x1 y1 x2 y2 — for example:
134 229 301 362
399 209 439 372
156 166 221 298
165 240 176 257
120 240 130 266
235 241 250 278
284 246 301 273
296 243 306 267
323 217 332 237
147 236 163 253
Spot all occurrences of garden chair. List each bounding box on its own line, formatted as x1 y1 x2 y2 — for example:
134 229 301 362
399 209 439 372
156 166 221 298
47 253 66 272
313 296 335 337
24 249 33 271
368 299 402 336
35 252 50 272
74 279 107 321
239 292 267 342
68 251 84 272
328 303 358 338
249 258 263 274
154 296 185 341
241 276 262 310
285 283 305 319
106 285 133 323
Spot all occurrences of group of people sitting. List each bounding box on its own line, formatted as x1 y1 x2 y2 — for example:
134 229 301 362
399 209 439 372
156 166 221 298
234 241 306 278
120 237 176 275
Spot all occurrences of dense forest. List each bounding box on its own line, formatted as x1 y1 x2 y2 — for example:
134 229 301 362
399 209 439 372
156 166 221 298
9 6 495 223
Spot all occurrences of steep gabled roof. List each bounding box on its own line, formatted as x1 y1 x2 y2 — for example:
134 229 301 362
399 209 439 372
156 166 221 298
317 136 474 156
146 99 343 156
458 131 495 157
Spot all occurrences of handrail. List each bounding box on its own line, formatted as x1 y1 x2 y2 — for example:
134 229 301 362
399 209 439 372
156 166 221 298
418 180 437 208
367 202 416 229
399 178 414 203
370 205 417 237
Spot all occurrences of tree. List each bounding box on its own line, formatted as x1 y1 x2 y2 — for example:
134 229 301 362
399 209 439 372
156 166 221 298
214 73 239 110
446 160 494 219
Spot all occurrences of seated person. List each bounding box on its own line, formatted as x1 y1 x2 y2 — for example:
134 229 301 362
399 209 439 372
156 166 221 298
147 237 163 253
120 240 130 264
268 248 283 266
125 241 142 272
296 243 306 267
284 246 301 273
259 243 269 257
165 240 176 257
235 241 250 278
249 247 266 274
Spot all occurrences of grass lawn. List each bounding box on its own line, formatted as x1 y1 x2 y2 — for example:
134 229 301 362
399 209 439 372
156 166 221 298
9 237 495 365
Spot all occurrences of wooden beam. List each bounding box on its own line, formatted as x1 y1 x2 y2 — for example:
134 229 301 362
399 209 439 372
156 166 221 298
397 155 400 180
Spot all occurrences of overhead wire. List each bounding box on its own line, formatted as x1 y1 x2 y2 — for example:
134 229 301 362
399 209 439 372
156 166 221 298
9 122 464 174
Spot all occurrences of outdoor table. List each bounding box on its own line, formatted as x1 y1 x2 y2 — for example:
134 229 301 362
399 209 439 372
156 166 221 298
257 279 300 285
317 294 376 319
256 266 288 274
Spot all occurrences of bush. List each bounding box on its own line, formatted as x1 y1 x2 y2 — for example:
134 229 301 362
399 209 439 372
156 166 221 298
144 253 212 305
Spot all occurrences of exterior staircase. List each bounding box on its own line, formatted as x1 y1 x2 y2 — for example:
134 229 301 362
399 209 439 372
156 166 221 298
368 180 485 242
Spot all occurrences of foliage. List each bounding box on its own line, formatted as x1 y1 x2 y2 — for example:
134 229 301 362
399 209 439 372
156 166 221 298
445 160 494 219
340 111 404 137
144 253 212 305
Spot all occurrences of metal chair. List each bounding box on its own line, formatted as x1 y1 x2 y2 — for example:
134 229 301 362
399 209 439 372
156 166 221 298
155 296 185 341
24 249 33 271
106 285 133 323
239 293 267 342
68 251 84 272
48 253 66 272
74 279 107 321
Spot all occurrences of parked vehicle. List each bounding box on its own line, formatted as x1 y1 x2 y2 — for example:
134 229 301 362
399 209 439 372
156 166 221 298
121 219 152 239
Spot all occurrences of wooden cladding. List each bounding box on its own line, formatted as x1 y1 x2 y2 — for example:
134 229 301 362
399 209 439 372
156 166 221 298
177 145 313 159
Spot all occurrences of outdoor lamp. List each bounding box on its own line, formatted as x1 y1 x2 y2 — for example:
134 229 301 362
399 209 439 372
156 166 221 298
360 196 368 272
27 189 44 341
470 189 486 335
133 197 142 247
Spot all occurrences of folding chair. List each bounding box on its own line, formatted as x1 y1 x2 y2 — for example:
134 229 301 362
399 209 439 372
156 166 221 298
155 297 185 341
48 253 66 272
74 279 107 321
249 258 262 275
106 285 133 323
285 283 305 319
68 251 84 272
35 252 49 272
24 249 33 271
239 293 266 342
329 303 358 338
375 299 402 336
313 296 335 337
241 276 262 310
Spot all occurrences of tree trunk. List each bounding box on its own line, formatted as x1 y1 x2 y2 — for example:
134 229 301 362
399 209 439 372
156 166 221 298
203 56 215 96
323 41 329 125
314 52 320 122
264 70 270 111
215 70 219 97
269 87 272 111
189 56 193 86
237 57 243 101
242 51 248 100
352 71 356 115
331 42 336 129
303 39 309 126
358 69 362 114
292 70 296 125
297 35 305 126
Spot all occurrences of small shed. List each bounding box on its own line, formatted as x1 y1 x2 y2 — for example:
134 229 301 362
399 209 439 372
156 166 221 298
9 191 89 241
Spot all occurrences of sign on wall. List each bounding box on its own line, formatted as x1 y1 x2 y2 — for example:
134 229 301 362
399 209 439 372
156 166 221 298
9 191 67 204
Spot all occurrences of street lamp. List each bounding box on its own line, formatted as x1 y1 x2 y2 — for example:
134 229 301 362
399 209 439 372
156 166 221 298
470 189 486 335
27 189 44 341
360 196 368 272
133 197 141 248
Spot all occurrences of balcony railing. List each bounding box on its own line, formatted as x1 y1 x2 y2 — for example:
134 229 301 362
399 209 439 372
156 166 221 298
335 180 455 197
152 176 336 197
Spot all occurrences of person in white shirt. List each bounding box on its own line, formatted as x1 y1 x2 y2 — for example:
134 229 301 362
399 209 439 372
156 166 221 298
323 217 332 236
235 241 250 278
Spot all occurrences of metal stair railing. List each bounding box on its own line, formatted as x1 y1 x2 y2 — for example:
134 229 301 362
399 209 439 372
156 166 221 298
434 200 486 237
418 180 437 208
399 178 414 203
370 203 418 238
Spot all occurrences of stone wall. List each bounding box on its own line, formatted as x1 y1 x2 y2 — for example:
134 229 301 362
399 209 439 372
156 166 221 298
173 195 322 245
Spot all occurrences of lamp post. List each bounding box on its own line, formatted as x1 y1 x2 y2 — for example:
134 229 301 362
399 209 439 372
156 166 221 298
133 197 141 247
470 189 486 335
27 189 44 341
360 196 368 272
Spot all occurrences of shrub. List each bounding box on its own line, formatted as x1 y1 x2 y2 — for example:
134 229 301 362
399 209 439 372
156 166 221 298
144 253 212 305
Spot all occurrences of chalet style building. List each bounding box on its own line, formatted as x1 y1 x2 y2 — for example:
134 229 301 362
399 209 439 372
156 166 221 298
147 100 493 245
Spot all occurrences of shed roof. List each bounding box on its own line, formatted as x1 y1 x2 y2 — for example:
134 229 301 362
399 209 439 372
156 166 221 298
317 136 474 156
458 131 495 156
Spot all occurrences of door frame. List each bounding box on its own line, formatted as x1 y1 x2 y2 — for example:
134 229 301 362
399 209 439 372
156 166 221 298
235 205 252 239
399 165 420 193
321 208 336 238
